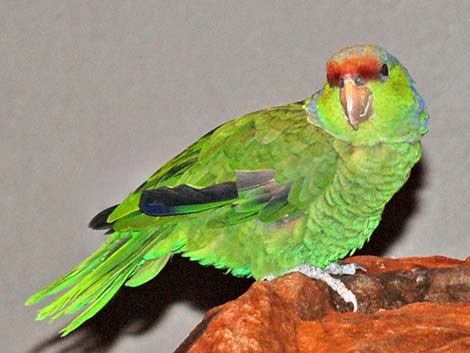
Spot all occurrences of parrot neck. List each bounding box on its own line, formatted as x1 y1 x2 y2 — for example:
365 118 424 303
304 140 422 268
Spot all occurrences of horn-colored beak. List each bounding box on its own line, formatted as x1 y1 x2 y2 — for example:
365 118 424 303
340 78 373 130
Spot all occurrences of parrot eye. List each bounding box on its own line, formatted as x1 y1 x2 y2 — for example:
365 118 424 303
379 64 389 80
354 74 365 86
338 77 344 88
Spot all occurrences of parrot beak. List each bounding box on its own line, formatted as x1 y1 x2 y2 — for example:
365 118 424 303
340 77 373 130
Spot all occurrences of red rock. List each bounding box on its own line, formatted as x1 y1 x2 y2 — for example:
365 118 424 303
176 274 326 353
298 303 470 353
175 256 470 353
342 255 470 275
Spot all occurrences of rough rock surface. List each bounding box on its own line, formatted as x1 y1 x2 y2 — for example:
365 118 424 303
175 256 470 353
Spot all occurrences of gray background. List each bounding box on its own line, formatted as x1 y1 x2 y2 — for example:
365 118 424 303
2 1 470 352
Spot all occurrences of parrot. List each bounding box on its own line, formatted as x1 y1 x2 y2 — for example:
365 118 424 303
26 44 429 336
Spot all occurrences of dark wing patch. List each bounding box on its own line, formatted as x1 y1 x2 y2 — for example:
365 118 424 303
137 170 295 223
139 182 238 216
235 170 275 191
89 204 118 230
258 183 293 222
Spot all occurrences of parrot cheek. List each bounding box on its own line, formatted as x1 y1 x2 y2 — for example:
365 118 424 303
340 80 374 130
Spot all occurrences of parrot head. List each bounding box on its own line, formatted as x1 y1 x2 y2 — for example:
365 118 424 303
306 44 428 145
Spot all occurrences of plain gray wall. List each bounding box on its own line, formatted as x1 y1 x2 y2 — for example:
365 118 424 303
3 1 470 352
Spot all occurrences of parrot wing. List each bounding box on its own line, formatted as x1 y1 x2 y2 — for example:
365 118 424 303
26 99 339 335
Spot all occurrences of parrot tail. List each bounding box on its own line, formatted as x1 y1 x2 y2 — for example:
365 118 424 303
25 227 173 336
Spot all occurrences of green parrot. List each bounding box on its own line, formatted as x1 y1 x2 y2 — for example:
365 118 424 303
26 44 428 336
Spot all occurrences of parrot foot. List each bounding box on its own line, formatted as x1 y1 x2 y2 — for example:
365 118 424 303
263 263 361 312
324 262 367 276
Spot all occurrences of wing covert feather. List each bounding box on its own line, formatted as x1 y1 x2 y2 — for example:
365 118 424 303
108 101 338 226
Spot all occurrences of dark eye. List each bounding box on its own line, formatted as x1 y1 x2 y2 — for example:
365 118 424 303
380 63 389 79
354 74 365 86
339 77 344 88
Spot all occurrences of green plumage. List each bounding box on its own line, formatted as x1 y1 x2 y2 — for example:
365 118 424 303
26 44 428 336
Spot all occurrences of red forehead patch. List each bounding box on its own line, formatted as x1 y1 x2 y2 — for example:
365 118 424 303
327 56 381 86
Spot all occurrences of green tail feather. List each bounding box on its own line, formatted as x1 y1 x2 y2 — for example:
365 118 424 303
26 228 173 336
25 233 127 306
125 254 171 287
